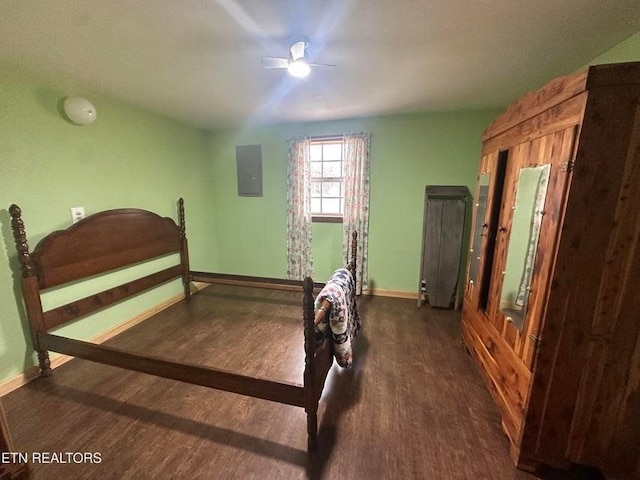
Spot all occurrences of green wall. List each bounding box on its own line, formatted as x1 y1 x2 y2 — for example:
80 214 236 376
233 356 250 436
587 31 640 65
205 111 499 291
0 64 210 384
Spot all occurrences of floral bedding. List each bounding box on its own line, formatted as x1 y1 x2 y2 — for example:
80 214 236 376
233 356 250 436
314 267 360 368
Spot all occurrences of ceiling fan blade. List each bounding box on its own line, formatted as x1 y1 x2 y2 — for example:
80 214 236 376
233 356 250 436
261 57 289 69
308 62 336 68
290 41 306 61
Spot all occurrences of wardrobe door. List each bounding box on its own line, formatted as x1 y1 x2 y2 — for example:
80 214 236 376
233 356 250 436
490 126 578 367
465 151 506 313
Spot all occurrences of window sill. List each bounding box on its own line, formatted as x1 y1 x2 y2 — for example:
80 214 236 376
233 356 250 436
312 215 343 224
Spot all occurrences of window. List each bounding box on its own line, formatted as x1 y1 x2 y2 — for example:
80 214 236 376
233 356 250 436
310 137 344 222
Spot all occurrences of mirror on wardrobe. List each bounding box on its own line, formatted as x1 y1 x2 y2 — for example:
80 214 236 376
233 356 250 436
468 173 490 288
499 164 550 329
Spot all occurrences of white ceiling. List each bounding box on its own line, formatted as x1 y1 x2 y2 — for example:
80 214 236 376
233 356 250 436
2 0 640 129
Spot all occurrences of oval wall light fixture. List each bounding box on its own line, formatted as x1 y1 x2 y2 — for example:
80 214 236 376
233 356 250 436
63 96 97 125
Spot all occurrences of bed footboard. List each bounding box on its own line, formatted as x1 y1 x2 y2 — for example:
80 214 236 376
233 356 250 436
302 230 358 450
302 278 334 450
302 277 320 450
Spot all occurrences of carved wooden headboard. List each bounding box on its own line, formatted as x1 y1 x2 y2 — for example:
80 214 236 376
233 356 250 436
9 198 191 333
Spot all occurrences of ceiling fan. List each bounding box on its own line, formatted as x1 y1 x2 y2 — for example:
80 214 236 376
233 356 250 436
261 40 335 78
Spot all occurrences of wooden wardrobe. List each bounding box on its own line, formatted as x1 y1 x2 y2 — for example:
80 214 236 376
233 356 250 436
461 61 640 478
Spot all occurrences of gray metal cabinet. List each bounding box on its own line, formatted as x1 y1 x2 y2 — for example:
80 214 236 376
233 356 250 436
418 186 471 309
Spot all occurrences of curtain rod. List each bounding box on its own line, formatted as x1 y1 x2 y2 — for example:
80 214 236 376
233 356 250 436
309 134 344 141
287 132 370 143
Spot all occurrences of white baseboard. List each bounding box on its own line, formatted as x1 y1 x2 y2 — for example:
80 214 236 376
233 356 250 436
0 282 209 397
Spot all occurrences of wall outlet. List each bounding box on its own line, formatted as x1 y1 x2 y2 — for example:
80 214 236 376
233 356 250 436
70 207 85 224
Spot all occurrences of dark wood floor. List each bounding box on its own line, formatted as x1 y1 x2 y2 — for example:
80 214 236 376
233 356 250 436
3 285 604 479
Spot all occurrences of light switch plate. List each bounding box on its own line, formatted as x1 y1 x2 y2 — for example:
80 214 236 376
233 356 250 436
70 207 85 224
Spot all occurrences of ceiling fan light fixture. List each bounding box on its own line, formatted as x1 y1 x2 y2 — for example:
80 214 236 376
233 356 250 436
288 59 311 78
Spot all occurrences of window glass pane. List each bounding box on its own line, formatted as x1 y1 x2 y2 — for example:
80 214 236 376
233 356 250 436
323 198 341 214
310 137 346 218
323 161 342 177
310 144 322 161
323 143 342 160
322 181 341 197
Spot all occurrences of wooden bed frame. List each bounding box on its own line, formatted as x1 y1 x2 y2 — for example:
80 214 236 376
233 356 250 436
9 198 357 451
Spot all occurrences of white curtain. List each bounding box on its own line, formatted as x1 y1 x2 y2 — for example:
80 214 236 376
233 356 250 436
342 132 371 294
286 137 314 280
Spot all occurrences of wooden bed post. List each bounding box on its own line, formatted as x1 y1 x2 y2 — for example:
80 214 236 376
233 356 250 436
178 198 191 299
9 204 51 376
302 276 318 451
